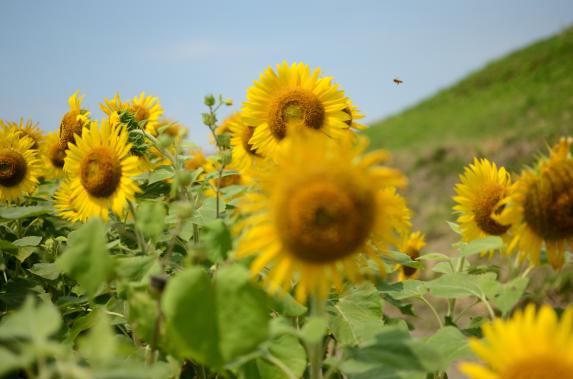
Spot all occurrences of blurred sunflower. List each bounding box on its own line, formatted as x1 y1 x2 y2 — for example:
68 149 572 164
460 304 573 379
236 131 410 302
396 231 425 281
53 179 81 222
1 118 43 150
342 100 366 130
0 130 42 203
453 158 512 246
495 138 573 268
63 119 141 221
228 113 263 171
184 148 208 172
41 131 66 179
242 62 352 158
59 91 91 150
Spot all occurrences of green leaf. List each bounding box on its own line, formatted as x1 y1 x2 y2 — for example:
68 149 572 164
416 253 451 262
378 280 428 300
240 335 307 379
215 265 270 362
162 267 219 365
162 264 270 368
0 346 34 377
488 277 529 316
330 283 385 346
78 309 117 364
0 240 17 251
135 201 166 241
447 221 461 235
0 205 52 219
340 327 441 379
271 291 307 317
0 297 61 341
421 327 472 370
12 236 42 247
301 316 329 345
115 255 158 282
202 219 233 262
28 262 60 280
459 236 504 257
426 272 498 300
190 197 220 226
147 167 174 185
56 218 113 297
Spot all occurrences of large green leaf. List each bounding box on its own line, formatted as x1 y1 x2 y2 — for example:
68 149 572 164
162 264 270 368
459 236 504 257
0 296 62 342
56 218 113 297
421 326 472 370
239 335 307 379
487 276 529 316
340 327 441 379
135 201 166 242
0 205 51 220
330 283 385 346
201 219 233 262
425 272 498 300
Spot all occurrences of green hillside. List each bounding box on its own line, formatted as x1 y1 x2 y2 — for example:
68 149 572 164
366 26 573 247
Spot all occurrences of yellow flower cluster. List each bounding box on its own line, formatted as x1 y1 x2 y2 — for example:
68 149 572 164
452 138 573 268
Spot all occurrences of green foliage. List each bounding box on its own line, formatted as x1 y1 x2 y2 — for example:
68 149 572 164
56 218 113 297
162 265 270 368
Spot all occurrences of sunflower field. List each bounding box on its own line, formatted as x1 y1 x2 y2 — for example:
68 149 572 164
1 62 572 379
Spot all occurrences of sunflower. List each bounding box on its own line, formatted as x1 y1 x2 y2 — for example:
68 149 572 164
453 158 512 247
41 131 66 179
236 131 410 302
342 100 366 130
228 112 263 171
0 129 42 203
100 92 164 136
242 62 353 158
396 231 425 281
59 91 91 150
53 179 81 222
1 118 43 150
130 92 163 136
184 148 208 172
63 119 141 221
460 304 573 379
495 138 573 268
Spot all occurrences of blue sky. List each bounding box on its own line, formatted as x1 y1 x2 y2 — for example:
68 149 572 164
1 0 572 148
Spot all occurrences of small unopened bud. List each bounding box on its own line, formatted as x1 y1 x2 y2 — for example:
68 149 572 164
158 134 172 149
204 94 215 107
177 171 192 187
150 275 167 295
176 202 194 219
221 150 232 166
202 113 216 127
223 98 233 106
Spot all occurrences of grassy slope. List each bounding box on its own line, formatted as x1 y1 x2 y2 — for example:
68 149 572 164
365 27 573 246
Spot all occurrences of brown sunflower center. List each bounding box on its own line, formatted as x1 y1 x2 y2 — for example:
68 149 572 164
276 178 375 263
473 184 510 236
402 247 421 277
503 354 573 379
241 126 260 156
132 105 150 123
268 89 325 140
59 111 85 150
0 149 27 187
523 160 573 241
48 143 66 168
80 147 122 198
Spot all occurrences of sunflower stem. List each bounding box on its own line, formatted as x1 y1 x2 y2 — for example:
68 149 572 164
127 200 147 255
308 294 326 379
419 295 443 328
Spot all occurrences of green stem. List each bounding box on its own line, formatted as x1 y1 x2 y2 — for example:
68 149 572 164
308 295 326 379
447 256 467 318
419 295 443 328
127 201 147 254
